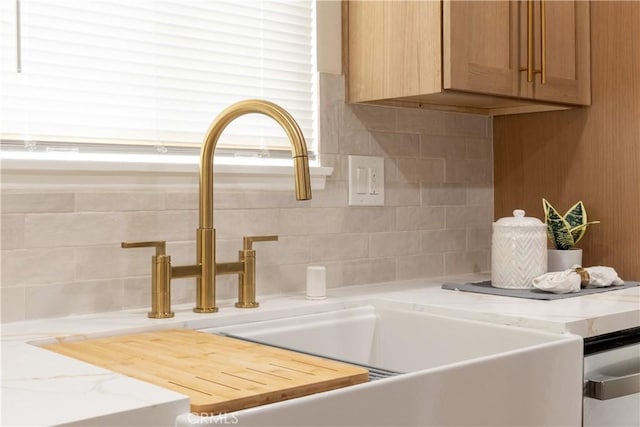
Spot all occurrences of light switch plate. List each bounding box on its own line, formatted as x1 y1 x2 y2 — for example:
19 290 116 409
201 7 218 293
348 155 384 206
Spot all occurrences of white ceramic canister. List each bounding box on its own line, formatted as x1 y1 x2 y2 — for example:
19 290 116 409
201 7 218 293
491 209 548 289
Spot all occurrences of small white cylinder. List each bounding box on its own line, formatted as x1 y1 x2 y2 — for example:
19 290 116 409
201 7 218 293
306 265 327 300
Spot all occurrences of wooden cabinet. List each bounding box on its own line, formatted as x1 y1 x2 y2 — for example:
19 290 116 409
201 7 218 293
345 0 591 115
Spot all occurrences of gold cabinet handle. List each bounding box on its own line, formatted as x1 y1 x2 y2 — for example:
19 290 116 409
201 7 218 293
526 0 534 82
540 0 546 84
520 0 546 84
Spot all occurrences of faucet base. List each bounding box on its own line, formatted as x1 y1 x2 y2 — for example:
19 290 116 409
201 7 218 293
148 311 175 319
193 307 218 313
235 302 259 309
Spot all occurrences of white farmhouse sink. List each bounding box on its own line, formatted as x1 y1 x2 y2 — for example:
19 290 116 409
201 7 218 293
179 299 584 426
205 301 564 373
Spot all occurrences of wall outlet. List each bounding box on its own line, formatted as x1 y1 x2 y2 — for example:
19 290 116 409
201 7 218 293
348 155 384 206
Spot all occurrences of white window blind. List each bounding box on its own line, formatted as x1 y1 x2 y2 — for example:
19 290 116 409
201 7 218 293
0 0 317 160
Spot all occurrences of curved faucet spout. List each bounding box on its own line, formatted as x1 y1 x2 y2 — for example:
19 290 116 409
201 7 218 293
124 100 313 316
193 99 312 313
199 99 312 229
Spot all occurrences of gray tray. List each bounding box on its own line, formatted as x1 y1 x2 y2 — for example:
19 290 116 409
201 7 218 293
441 280 640 300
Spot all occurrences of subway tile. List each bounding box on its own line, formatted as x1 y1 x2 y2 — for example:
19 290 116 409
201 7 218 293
466 137 493 160
467 228 492 251
280 206 397 236
157 210 199 241
279 208 343 235
166 240 197 266
1 248 75 287
384 157 420 185
396 206 445 231
75 192 163 212
397 254 444 280
420 135 466 159
170 276 199 306
339 129 371 155
324 262 343 290
344 104 396 132
384 183 421 207
1 214 24 249
210 209 279 240
383 158 399 184
443 113 490 138
214 238 242 263
370 132 420 158
1 192 75 213
341 104 367 132
255 263 307 294
466 185 494 206
421 183 467 206
416 158 446 183
24 212 159 248
445 205 493 229
369 232 420 258
75 245 150 281
121 276 152 310
214 191 299 210
338 258 396 287
468 159 493 184
395 108 446 135
444 159 470 183
319 105 341 155
121 275 199 311
311 233 369 262
257 235 312 266
342 206 396 233
421 229 467 253
445 159 492 184
319 75 342 155
24 279 123 320
212 275 237 303
444 250 490 275
319 72 346 104
0 286 25 323
308 181 348 208
319 154 347 182
164 191 199 211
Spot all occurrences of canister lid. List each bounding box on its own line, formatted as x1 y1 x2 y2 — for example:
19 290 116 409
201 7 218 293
494 209 544 227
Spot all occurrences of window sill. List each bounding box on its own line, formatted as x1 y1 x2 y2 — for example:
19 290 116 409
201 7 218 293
0 155 333 192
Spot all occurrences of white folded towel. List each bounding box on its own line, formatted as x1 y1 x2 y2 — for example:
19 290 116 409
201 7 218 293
532 266 624 294
532 269 582 293
587 266 624 287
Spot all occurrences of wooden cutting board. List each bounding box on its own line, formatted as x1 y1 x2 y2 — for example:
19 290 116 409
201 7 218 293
44 329 369 414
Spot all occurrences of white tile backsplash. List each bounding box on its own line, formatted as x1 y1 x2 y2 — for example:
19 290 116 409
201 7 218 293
397 254 445 281
1 248 76 287
0 73 493 322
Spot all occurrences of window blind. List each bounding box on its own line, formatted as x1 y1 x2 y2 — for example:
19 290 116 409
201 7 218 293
0 0 317 159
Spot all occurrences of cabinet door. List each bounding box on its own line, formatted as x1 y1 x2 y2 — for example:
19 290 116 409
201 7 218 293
347 1 441 103
525 0 591 105
444 1 520 98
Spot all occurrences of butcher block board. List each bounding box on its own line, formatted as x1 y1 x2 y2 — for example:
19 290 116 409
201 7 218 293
43 329 369 414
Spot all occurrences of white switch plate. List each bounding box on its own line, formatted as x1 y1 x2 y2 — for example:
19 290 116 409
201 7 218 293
348 155 384 206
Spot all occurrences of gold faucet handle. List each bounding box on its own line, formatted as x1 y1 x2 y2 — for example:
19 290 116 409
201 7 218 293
121 240 173 319
242 235 278 251
121 241 167 257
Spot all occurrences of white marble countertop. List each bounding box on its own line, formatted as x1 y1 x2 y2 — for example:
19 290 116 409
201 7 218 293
2 273 639 426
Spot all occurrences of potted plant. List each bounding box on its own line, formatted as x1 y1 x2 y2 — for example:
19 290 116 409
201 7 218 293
543 199 600 271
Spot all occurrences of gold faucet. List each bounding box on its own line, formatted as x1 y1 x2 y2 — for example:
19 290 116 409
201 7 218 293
122 100 312 318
